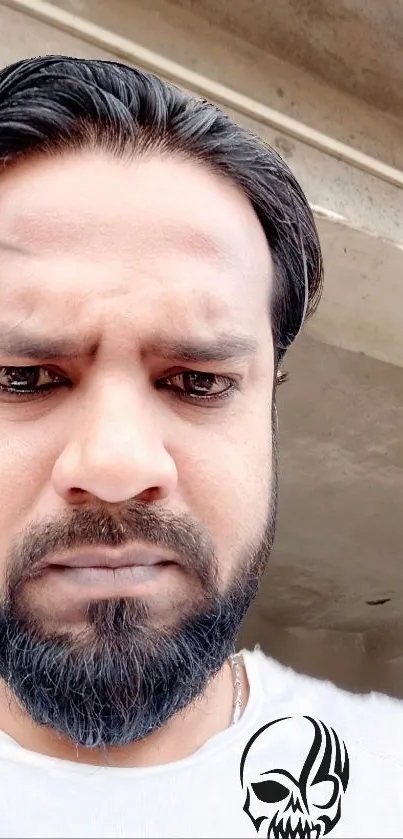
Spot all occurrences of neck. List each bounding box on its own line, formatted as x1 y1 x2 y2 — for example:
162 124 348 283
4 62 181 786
0 656 248 768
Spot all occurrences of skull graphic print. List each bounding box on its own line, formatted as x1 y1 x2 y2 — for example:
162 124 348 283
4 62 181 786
240 717 349 839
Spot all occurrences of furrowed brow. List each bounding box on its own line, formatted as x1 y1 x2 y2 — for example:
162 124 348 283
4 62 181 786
0 324 94 361
0 324 259 365
152 334 259 363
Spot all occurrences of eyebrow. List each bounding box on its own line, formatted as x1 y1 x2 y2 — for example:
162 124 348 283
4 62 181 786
0 325 258 363
0 324 95 361
154 335 259 362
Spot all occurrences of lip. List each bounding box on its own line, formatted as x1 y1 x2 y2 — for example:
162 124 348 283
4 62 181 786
46 545 177 571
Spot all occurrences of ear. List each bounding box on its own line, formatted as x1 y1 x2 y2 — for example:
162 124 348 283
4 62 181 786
276 369 289 385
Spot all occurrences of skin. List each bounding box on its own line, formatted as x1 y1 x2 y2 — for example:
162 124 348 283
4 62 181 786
0 150 274 766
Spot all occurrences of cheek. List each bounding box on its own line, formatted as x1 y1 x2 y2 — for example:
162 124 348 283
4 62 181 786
0 425 58 545
173 404 273 581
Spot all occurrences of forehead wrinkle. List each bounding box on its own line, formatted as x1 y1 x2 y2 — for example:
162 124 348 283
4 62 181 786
0 238 31 256
0 225 244 292
137 221 237 266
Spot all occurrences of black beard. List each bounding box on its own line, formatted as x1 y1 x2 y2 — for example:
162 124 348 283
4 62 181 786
0 428 277 750
0 577 258 749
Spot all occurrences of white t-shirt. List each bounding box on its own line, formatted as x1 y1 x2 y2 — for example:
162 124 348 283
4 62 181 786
0 647 402 838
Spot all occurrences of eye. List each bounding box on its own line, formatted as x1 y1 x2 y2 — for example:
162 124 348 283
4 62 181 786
157 370 237 402
252 780 289 803
0 366 68 399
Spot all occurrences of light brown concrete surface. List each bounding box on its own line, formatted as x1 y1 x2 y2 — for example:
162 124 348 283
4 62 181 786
0 0 402 696
171 0 403 121
239 332 403 697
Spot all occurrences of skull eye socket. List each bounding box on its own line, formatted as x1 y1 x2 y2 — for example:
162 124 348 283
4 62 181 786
311 779 337 808
252 780 289 803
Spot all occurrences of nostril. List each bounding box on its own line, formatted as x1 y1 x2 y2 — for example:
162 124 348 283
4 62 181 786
136 487 163 504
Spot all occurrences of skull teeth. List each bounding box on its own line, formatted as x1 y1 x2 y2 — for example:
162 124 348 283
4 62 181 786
268 814 317 839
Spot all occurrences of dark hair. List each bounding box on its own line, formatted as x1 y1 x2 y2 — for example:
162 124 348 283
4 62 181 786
0 55 323 362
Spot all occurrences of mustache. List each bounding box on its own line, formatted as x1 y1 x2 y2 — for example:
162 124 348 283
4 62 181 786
5 502 217 595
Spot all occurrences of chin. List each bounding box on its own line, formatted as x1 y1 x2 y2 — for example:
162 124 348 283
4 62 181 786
0 593 240 748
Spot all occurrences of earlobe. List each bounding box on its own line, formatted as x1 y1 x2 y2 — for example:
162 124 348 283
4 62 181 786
276 369 289 385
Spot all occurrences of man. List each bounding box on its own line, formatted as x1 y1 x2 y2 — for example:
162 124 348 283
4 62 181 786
0 54 400 839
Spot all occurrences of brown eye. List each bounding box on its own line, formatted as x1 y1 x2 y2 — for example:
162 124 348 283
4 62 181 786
0 366 50 390
170 372 230 396
0 366 67 399
159 371 236 401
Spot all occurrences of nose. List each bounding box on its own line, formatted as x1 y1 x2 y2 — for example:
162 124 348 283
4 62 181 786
51 381 178 505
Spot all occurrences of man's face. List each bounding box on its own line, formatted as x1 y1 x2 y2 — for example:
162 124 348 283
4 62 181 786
0 150 275 746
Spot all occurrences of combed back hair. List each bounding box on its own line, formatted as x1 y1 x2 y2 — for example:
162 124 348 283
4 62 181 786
0 55 323 363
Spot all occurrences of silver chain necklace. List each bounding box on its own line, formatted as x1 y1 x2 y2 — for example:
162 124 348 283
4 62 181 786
229 651 243 726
